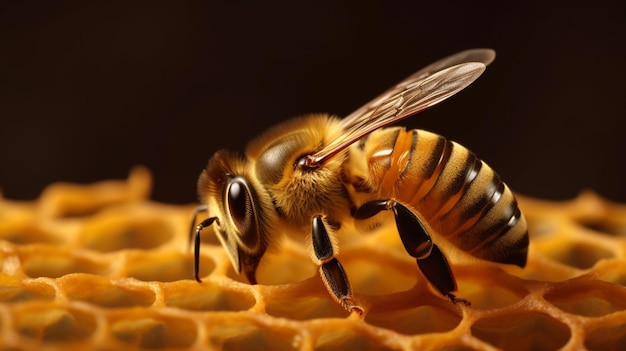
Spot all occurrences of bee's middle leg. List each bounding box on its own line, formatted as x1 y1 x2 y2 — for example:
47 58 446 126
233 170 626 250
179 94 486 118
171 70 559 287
354 199 470 306
311 215 363 314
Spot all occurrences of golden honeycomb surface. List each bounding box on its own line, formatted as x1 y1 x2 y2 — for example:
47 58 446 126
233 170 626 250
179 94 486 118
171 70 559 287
1 167 626 350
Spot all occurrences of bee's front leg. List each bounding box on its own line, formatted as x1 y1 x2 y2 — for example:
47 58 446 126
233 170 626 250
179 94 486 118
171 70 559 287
354 200 470 306
311 215 363 315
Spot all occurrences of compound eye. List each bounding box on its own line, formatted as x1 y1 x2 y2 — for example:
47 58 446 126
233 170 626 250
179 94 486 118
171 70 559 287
226 177 253 235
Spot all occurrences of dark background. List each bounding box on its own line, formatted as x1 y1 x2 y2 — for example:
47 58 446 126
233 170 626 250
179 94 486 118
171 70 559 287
1 1 625 204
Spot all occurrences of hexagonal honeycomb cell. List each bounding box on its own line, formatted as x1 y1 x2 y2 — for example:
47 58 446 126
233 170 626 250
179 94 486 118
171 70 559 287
1 167 626 350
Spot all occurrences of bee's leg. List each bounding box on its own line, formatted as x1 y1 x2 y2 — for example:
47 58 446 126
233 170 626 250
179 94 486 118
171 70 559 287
311 215 363 314
192 216 218 283
189 205 209 247
354 200 470 306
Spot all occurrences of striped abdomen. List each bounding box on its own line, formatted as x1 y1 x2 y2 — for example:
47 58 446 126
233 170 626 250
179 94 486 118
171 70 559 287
345 127 528 267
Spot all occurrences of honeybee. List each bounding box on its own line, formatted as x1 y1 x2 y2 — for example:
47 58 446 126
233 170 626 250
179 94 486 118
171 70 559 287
190 48 528 313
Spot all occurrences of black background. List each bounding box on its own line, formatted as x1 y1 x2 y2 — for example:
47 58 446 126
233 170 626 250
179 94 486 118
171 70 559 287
1 1 625 204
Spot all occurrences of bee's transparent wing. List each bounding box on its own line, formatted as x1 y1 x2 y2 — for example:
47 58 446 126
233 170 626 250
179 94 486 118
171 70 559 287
340 48 495 129
307 49 494 166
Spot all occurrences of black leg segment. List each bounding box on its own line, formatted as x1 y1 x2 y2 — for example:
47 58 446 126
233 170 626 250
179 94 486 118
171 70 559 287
391 201 433 259
321 259 353 306
312 216 334 261
355 200 433 259
416 244 469 305
353 199 389 220
189 205 209 247
354 199 467 305
193 216 218 282
311 215 362 314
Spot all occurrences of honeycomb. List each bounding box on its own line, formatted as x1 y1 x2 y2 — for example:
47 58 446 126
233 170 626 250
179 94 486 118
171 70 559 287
1 167 626 350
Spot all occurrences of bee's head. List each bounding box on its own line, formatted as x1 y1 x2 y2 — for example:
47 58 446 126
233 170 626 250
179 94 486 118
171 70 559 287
196 149 271 284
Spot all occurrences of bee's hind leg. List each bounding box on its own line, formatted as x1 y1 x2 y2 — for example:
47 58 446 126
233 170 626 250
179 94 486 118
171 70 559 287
311 215 364 314
354 199 470 306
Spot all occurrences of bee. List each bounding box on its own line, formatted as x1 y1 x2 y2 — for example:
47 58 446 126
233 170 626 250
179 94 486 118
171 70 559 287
190 48 528 313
